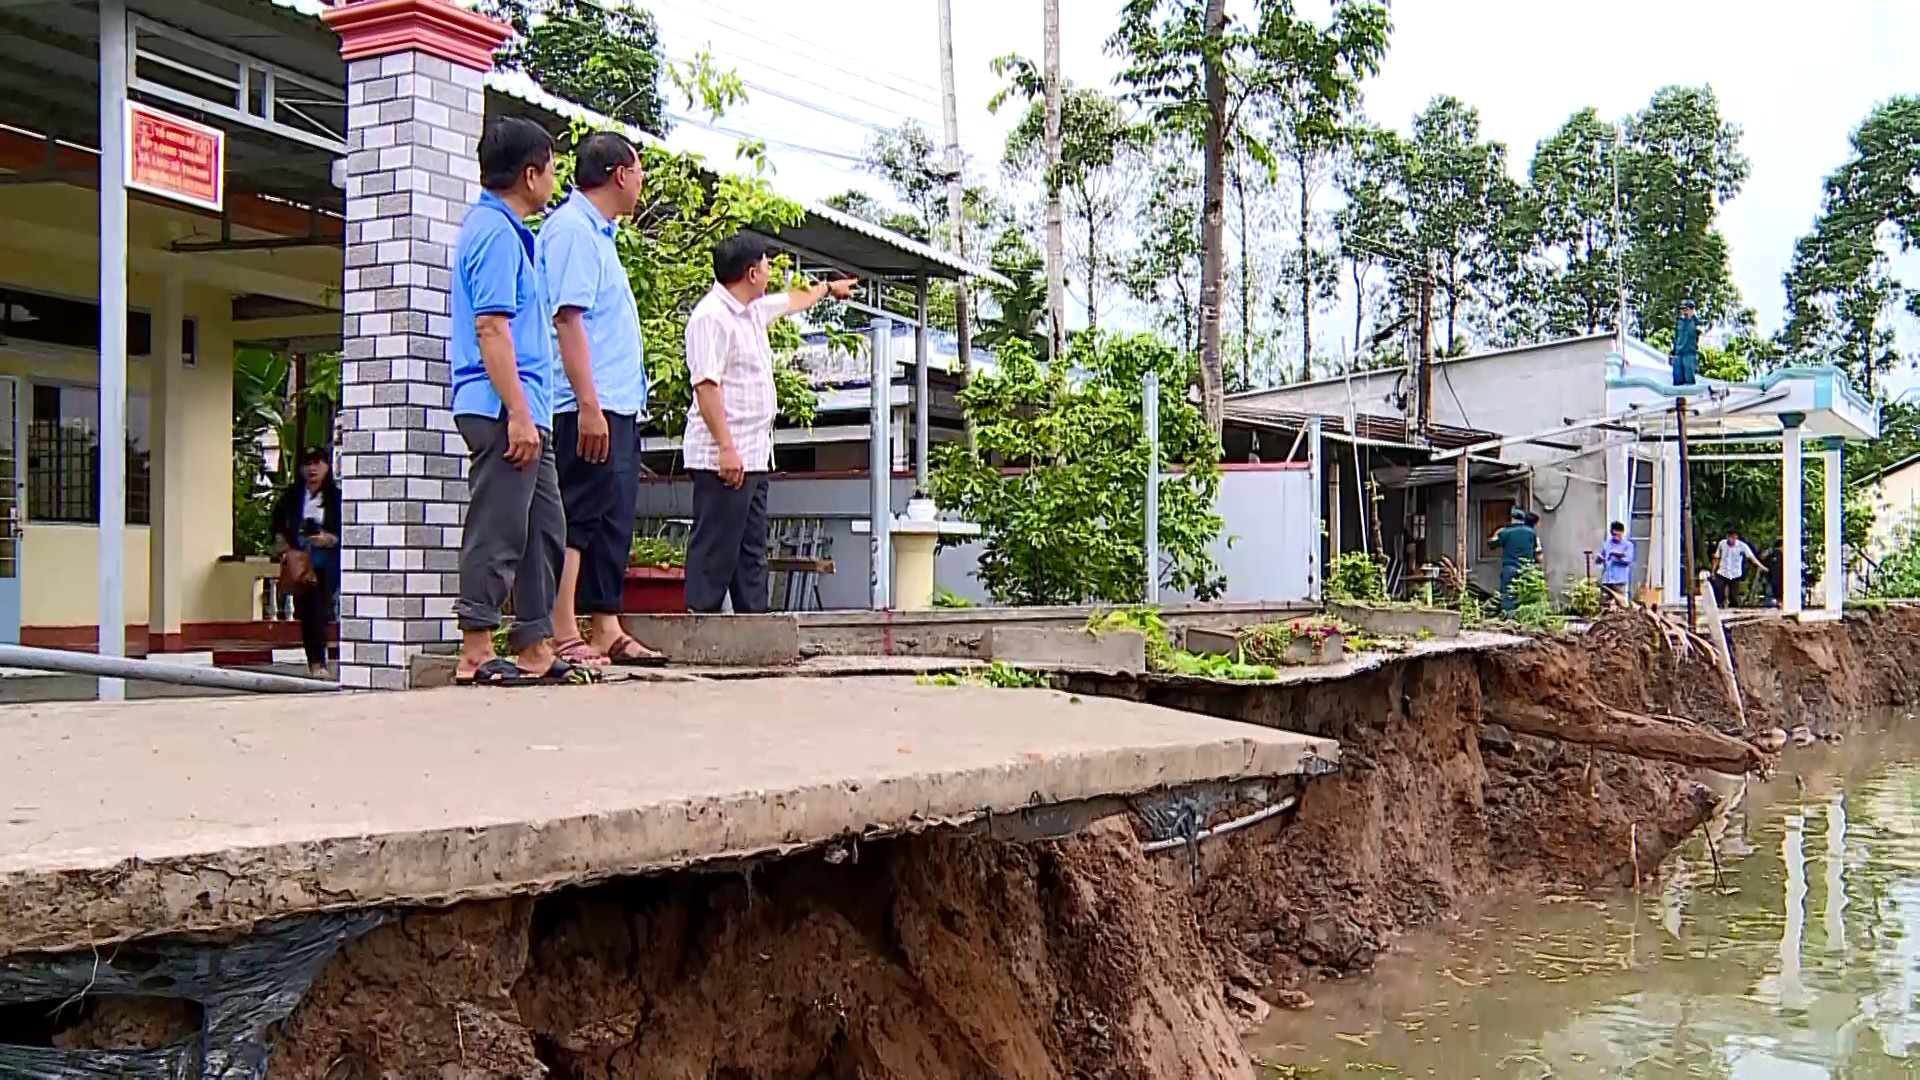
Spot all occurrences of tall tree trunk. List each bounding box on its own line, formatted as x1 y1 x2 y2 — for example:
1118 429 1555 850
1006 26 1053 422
1297 153 1312 383
1086 197 1099 330
1444 258 1459 355
1043 0 1066 362
936 0 972 441
1232 160 1250 388
1350 263 1367 369
1197 0 1227 433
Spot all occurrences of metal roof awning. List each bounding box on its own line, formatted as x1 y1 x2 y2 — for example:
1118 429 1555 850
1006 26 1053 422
1374 461 1527 490
481 71 1003 286
1223 403 1502 453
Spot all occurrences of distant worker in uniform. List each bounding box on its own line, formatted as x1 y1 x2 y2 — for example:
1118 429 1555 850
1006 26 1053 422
1711 526 1767 609
1595 520 1636 607
1672 298 1701 386
1488 507 1539 613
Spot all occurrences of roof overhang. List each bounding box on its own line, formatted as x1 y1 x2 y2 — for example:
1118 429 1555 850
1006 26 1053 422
1606 353 1881 443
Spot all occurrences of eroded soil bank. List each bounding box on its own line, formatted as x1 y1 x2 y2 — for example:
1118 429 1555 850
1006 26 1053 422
253 610 1920 1079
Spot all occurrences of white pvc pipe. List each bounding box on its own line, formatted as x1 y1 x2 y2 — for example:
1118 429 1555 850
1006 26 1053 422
1140 796 1299 854
869 308 893 609
1783 422 1804 616
99 0 129 701
1143 370 1160 605
0 644 337 694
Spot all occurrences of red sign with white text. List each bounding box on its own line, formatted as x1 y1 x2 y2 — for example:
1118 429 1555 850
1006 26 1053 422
126 102 224 212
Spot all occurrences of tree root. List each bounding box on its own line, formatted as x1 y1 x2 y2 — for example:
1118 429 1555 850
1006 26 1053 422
1483 693 1765 775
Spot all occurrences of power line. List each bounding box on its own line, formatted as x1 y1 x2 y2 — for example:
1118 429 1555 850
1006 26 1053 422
665 111 869 165
658 33 941 135
644 0 944 110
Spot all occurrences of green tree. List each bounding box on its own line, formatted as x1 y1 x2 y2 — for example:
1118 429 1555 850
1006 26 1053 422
930 333 1224 604
1122 147 1206 355
477 0 669 136
976 228 1048 356
1782 96 1920 397
1109 0 1390 432
1347 98 1522 355
610 145 815 436
1333 124 1410 366
231 349 340 555
1258 0 1391 380
1528 107 1627 336
1401 96 1524 354
992 67 1144 332
1621 85 1750 338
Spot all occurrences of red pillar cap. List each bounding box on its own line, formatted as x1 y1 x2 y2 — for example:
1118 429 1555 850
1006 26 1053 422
321 0 512 72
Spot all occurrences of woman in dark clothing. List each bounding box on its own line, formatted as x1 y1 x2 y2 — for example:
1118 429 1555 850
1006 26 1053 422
272 447 343 677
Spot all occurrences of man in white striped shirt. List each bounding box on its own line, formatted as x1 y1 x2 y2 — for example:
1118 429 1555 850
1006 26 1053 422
682 234 853 612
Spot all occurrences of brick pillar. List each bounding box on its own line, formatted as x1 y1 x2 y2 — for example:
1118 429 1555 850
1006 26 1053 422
324 0 511 689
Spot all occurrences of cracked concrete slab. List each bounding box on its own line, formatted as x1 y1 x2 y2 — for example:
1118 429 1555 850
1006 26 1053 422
0 676 1335 956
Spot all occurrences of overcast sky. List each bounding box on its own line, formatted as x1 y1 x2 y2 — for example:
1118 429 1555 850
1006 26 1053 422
641 0 1920 348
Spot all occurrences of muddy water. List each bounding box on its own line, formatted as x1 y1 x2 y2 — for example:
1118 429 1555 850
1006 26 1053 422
1249 713 1920 1078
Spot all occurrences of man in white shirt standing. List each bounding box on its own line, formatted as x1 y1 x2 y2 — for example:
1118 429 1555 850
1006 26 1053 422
681 234 854 612
1712 526 1768 609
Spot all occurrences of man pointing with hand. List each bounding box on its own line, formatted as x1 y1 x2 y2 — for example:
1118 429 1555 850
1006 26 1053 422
682 234 854 613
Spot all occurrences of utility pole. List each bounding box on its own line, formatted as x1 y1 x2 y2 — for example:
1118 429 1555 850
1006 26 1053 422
1042 0 1066 363
1677 399 1697 630
1415 255 1434 443
936 0 971 388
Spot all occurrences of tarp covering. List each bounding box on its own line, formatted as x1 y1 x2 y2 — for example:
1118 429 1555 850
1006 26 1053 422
0 912 382 1079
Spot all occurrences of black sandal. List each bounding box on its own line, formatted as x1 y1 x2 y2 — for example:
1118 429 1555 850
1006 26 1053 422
456 657 544 688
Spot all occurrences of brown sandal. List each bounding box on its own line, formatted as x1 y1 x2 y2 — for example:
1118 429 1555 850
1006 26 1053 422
553 638 610 667
602 634 668 667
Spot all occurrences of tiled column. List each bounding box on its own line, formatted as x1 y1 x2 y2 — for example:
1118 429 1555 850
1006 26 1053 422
323 0 510 688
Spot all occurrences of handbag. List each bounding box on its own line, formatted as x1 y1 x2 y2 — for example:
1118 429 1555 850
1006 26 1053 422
280 548 318 595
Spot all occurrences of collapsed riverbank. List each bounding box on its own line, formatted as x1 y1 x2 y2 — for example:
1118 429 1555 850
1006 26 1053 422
23 608 1918 1078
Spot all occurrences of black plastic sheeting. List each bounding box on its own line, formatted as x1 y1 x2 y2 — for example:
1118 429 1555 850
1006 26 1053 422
0 912 384 1079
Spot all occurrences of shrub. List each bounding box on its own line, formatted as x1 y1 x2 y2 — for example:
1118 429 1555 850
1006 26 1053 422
1326 552 1386 604
1565 576 1603 618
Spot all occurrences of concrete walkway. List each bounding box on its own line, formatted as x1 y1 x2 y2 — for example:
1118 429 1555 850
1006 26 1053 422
0 677 1335 956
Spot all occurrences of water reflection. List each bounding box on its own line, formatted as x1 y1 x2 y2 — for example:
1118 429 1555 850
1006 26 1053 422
1248 713 1920 1078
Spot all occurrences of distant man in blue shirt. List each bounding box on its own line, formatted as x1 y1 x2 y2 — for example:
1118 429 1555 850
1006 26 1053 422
451 116 568 687
538 132 664 667
1595 520 1635 606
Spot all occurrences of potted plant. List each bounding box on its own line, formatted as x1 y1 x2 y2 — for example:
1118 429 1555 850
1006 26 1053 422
623 534 688 614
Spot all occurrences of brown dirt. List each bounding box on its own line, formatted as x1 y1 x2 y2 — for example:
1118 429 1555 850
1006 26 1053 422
265 823 1251 1080
258 609 1920 1079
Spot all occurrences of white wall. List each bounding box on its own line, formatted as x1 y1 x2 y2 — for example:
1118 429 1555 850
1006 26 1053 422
634 464 1321 609
1236 336 1620 598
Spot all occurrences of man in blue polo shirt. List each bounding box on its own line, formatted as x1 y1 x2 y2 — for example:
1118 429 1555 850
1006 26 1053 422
450 116 568 687
537 131 664 667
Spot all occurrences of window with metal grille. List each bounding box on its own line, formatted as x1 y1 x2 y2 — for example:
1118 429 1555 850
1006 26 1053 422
26 384 151 526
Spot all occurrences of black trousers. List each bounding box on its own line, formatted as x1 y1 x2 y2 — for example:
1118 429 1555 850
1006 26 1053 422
454 414 564 653
554 410 640 616
686 471 770 613
294 585 334 668
1713 572 1743 608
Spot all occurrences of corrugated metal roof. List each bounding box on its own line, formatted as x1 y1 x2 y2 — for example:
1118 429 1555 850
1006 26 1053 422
1224 403 1500 452
269 0 1001 283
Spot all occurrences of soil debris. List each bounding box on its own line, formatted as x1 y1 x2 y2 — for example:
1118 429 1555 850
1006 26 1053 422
248 608 1920 1078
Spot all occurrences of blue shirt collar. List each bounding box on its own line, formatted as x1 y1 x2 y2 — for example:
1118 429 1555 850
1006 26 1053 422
476 190 535 242
565 188 617 237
